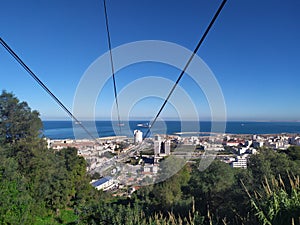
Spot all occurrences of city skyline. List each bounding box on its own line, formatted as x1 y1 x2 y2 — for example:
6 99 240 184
1 0 299 121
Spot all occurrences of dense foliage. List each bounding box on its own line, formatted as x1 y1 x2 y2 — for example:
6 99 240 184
1 90 300 224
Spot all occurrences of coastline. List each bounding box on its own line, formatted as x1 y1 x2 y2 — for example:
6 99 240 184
42 121 300 140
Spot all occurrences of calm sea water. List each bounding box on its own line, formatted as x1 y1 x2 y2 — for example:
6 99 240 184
42 121 300 139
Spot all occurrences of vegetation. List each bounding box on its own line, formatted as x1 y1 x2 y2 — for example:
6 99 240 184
0 91 100 224
242 174 300 225
1 90 300 224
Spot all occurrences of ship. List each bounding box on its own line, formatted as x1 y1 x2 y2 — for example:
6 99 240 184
137 123 151 128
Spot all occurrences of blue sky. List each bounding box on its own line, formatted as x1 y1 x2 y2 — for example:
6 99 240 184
0 0 299 121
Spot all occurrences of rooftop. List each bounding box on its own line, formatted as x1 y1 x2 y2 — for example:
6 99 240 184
91 176 112 187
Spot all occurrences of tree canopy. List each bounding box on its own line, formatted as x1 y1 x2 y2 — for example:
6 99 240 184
0 90 42 145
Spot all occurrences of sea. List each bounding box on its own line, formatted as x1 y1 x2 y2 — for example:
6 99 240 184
42 121 300 140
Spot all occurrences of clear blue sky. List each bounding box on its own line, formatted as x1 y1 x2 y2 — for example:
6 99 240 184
0 0 299 121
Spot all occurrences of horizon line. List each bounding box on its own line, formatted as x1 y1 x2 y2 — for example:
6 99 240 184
41 119 300 123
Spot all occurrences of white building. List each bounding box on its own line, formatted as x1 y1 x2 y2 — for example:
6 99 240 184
295 138 300 146
153 135 171 156
134 130 143 144
226 141 240 147
163 140 171 156
45 138 51 149
154 135 161 142
154 135 161 156
91 176 116 191
231 156 248 169
238 147 248 155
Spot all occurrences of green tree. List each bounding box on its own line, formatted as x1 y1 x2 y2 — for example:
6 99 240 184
189 160 235 223
0 90 42 145
0 150 35 224
248 148 300 190
146 164 191 214
285 145 300 162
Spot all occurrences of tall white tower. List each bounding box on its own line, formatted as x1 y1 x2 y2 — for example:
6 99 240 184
164 140 171 155
134 130 143 144
154 135 161 156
